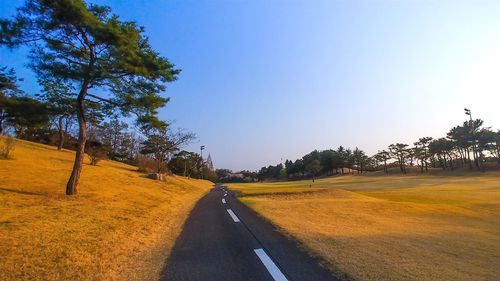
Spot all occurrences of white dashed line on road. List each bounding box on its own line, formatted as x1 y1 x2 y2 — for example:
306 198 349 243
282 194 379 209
254 248 288 281
226 209 240 222
222 198 226 204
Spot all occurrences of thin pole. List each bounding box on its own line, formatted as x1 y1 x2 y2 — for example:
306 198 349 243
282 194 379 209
200 145 205 179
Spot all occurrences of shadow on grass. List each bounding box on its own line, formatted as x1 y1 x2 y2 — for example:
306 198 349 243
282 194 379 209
301 230 500 281
0 187 42 196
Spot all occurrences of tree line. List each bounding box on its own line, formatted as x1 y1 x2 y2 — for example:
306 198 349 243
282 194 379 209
0 0 215 195
245 118 498 182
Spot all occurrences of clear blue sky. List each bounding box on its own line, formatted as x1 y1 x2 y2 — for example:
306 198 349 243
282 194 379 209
1 0 499 171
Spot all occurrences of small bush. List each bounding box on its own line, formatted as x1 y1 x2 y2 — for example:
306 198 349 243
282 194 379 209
0 136 16 159
86 141 109 166
137 154 158 173
137 154 170 174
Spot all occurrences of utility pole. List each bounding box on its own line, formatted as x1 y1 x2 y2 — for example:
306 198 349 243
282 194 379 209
200 145 205 179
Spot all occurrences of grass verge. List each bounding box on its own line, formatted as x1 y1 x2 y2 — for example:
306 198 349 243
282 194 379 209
0 138 212 281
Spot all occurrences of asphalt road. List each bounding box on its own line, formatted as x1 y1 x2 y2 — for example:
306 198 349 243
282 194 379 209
160 185 339 281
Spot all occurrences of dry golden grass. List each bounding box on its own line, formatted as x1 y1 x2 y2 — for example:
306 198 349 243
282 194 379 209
230 174 500 281
0 138 212 281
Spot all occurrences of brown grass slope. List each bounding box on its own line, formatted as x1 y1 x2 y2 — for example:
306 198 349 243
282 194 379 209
0 138 212 281
230 174 500 281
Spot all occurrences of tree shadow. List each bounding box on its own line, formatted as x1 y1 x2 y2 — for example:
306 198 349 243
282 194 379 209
0 187 42 196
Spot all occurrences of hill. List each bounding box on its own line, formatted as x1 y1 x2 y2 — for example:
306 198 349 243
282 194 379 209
0 138 213 281
229 173 500 281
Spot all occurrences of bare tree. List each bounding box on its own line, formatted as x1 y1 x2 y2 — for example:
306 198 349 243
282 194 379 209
140 128 196 174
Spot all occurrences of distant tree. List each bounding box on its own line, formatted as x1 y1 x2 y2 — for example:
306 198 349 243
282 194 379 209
215 168 232 182
96 118 139 162
285 158 305 179
169 150 200 177
389 143 409 174
240 170 258 182
446 119 486 170
38 78 76 150
352 147 368 173
201 166 217 182
0 66 22 134
278 166 287 179
0 66 20 94
1 0 179 194
257 163 283 181
345 148 354 174
284 159 293 176
406 147 415 167
429 138 455 170
447 124 472 169
302 150 320 167
486 130 500 165
413 137 433 173
141 128 195 174
374 150 390 174
305 159 321 182
336 146 348 174
86 140 109 165
476 128 498 170
319 150 336 175
1 94 49 138
465 119 484 169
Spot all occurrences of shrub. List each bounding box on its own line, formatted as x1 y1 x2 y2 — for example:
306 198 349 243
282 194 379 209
137 154 158 173
0 136 16 159
137 154 170 174
86 141 109 166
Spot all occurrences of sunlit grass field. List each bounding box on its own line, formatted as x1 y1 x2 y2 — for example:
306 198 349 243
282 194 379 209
0 138 212 281
229 173 500 281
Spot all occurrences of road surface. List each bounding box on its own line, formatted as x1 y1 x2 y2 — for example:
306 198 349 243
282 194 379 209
160 185 339 281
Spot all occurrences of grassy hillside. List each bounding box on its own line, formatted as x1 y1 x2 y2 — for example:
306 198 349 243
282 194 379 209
0 138 213 281
229 174 500 281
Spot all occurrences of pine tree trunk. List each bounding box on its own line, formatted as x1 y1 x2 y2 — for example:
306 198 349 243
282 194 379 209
402 157 406 174
479 154 485 172
497 147 500 165
57 116 64 150
467 148 472 169
472 145 479 169
66 84 88 195
448 153 454 170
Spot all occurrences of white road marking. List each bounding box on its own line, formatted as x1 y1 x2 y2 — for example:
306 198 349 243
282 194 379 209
254 248 288 281
222 198 226 204
226 209 240 222
224 193 227 197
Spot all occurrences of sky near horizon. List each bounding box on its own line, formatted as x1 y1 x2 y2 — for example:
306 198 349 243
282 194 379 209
1 0 499 171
